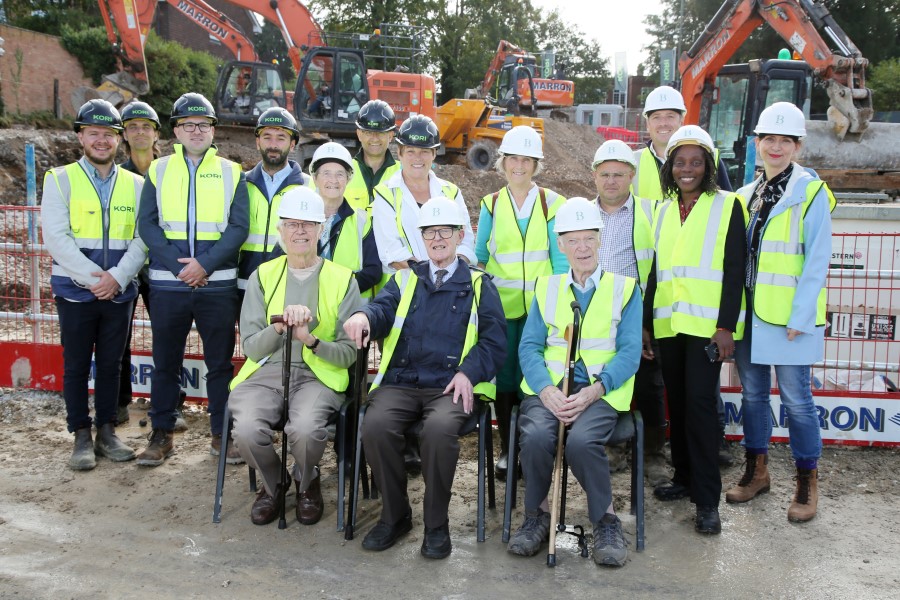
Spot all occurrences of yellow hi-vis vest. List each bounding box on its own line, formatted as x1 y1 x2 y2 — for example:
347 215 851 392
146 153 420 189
631 196 656 292
242 182 304 254
632 147 721 202
345 158 401 210
230 256 354 392
371 180 460 295
652 191 748 340
521 271 637 412
752 180 836 327
370 268 496 400
481 187 565 319
331 207 373 298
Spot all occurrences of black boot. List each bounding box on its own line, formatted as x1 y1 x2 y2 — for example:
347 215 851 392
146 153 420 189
70 428 96 471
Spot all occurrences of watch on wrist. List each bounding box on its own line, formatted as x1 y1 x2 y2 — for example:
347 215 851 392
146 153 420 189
306 337 320 351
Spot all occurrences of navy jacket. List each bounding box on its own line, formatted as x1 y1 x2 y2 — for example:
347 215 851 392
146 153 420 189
363 259 507 390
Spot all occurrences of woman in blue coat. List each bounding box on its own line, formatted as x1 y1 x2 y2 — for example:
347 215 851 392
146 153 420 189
725 103 835 523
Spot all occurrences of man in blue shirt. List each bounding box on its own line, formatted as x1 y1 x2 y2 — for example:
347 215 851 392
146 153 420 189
509 198 641 567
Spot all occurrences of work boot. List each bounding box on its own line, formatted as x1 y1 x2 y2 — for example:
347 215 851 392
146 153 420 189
117 402 131 425
210 433 244 465
296 470 324 525
718 435 734 467
593 513 627 567
69 428 96 471
94 422 136 462
606 443 628 473
507 508 551 557
654 480 690 502
787 467 818 523
695 505 722 535
725 451 770 503
644 425 669 486
136 428 174 466
173 391 188 432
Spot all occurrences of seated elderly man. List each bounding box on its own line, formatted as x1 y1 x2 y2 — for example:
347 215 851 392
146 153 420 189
230 187 363 526
344 197 506 559
509 197 642 567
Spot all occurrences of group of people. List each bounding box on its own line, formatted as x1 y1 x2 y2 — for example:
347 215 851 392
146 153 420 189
43 83 833 565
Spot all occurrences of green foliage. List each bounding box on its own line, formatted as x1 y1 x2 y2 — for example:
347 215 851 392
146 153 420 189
5 1 101 35
869 58 900 112
8 110 69 129
253 21 296 86
60 26 116 85
142 33 219 121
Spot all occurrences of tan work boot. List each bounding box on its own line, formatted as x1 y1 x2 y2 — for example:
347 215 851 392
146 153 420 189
725 452 770 503
136 429 174 466
644 426 670 486
787 467 818 522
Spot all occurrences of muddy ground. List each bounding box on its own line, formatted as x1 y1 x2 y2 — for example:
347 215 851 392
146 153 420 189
0 388 898 599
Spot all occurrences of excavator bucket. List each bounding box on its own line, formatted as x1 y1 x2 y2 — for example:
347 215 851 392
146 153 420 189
802 121 900 193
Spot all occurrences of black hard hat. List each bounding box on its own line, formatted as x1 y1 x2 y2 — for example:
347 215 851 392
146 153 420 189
395 114 440 149
121 101 161 129
170 92 217 127
74 99 123 132
356 99 396 132
255 107 300 141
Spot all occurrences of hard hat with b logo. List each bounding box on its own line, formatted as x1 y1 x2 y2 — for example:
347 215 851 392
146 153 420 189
417 196 466 228
554 197 604 233
754 101 807 138
643 85 687 116
592 139 637 169
665 125 715 158
277 187 326 223
310 142 354 175
498 125 544 159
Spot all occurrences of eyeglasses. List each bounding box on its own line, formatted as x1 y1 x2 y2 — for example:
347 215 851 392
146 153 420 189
178 122 212 133
595 172 630 181
562 235 600 248
283 220 319 232
316 170 348 181
422 227 458 240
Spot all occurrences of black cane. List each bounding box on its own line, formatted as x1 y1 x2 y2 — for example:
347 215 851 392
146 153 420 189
271 315 291 530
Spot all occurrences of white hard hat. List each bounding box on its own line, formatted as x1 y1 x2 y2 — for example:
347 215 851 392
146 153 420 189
310 142 354 175
498 125 544 159
417 196 466 228
643 85 686 116
554 197 604 233
754 102 806 138
592 139 637 170
665 125 715 158
277 187 326 223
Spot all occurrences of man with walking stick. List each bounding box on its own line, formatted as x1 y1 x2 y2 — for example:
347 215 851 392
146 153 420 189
509 197 642 566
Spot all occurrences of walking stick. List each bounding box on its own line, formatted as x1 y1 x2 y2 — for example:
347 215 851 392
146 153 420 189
270 315 292 530
547 301 582 567
345 330 369 541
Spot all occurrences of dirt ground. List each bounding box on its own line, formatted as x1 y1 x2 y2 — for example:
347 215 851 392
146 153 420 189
1 388 898 599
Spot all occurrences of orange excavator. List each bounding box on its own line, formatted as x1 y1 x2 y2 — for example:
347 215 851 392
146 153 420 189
679 0 899 192
465 40 575 114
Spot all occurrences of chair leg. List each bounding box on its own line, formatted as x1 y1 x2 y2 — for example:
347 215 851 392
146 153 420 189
477 404 486 543
502 405 519 544
633 411 645 552
346 403 368 541
212 405 232 523
485 413 495 510
336 402 349 532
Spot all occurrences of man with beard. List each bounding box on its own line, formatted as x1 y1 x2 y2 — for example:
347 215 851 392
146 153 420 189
344 100 400 211
41 100 147 470
238 107 313 294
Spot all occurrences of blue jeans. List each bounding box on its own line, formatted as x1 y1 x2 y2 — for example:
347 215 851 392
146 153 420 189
734 340 822 461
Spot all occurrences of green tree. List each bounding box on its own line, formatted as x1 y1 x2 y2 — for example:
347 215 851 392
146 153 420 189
536 9 611 105
5 0 101 35
869 57 900 112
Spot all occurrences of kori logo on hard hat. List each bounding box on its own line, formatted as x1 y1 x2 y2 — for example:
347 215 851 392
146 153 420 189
409 134 428 141
94 114 114 122
187 106 206 112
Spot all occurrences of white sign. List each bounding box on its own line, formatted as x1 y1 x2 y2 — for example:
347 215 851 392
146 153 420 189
88 353 217 401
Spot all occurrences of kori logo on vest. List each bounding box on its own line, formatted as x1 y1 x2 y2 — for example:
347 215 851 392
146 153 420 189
198 173 222 179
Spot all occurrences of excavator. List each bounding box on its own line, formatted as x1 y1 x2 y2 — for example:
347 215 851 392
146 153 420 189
465 40 575 114
680 0 899 193
75 0 259 107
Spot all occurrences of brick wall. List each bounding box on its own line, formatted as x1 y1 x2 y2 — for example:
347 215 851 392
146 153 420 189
0 24 94 117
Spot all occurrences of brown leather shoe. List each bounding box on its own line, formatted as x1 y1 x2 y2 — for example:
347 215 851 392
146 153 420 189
250 483 288 526
296 474 324 525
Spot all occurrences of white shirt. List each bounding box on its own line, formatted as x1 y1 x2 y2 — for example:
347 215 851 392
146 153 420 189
429 258 460 285
372 170 476 272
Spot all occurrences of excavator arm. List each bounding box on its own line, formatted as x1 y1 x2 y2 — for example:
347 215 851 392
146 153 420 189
95 0 150 100
679 0 872 139
476 40 529 98
159 0 260 62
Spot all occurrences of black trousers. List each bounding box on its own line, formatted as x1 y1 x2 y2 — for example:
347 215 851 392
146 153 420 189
57 298 132 432
632 338 666 428
657 334 722 507
118 271 151 407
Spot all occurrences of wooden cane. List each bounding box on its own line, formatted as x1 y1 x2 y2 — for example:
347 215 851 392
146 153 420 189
547 302 582 567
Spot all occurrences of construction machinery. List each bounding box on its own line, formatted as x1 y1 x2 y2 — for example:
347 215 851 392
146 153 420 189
680 0 899 194
465 40 575 114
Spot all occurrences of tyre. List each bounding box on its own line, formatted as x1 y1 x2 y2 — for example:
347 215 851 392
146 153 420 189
466 140 497 171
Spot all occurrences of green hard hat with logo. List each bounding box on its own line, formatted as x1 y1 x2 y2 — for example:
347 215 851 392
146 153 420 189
255 107 300 141
169 92 217 127
396 114 440 149
356 99 397 132
74 99 123 132
121 101 161 129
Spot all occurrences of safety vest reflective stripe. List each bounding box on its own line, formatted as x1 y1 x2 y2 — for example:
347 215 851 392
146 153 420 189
242 184 300 252
371 268 495 399
149 268 238 281
244 232 269 246
632 148 664 201
632 196 656 291
346 160 401 211
229 257 353 392
153 153 235 240
492 278 537 291
490 250 551 264
332 208 368 272
521 271 636 411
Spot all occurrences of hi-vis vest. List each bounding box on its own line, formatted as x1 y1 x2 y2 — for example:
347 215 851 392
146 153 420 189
371 180 459 294
238 181 304 287
631 196 656 292
521 272 637 412
750 180 836 327
331 208 373 298
482 187 565 319
345 158 401 211
45 162 141 302
652 191 748 340
230 256 354 392
370 269 496 400
147 145 241 288
632 147 721 202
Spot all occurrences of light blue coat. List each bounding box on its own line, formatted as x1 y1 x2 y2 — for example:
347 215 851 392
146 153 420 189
736 164 833 366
